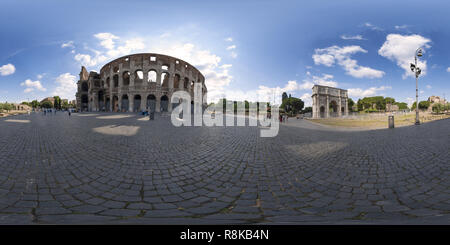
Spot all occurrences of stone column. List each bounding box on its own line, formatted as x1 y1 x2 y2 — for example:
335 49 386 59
326 95 329 118
156 72 162 86
93 92 98 112
141 94 147 111
345 98 349 116
168 94 172 112
118 65 123 88
143 71 148 85
169 74 174 90
156 95 161 112
129 93 134 112
118 94 122 112
109 70 113 112
338 96 342 117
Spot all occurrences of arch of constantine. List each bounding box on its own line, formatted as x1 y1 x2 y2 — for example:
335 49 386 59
76 53 207 113
311 85 348 118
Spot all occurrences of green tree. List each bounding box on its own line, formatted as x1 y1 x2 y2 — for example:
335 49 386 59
41 101 53 109
31 100 40 108
394 102 408 110
432 103 444 114
302 106 312 113
53 96 62 110
411 101 430 110
348 98 355 111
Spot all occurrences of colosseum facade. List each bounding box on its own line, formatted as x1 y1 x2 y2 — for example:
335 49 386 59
75 53 207 113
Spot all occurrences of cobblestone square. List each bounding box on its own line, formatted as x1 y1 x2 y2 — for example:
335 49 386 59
0 112 448 224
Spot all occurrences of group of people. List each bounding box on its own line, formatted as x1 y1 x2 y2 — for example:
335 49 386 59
279 114 289 123
42 109 57 115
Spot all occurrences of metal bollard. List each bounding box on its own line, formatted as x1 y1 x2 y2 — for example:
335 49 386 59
388 115 394 128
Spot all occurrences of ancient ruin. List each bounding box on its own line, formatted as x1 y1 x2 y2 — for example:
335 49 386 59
76 53 207 112
311 85 348 118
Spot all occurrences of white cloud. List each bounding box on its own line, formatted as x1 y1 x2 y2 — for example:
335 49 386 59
340 34 365 40
0 63 15 76
364 22 383 31
53 73 77 100
447 67 450 72
406 97 414 107
378 34 431 78
226 45 236 50
395 25 408 30
61 41 74 48
300 93 312 106
313 45 384 78
347 86 391 98
225 37 233 42
305 74 338 88
94 32 119 50
20 79 46 93
230 51 237 58
426 85 432 89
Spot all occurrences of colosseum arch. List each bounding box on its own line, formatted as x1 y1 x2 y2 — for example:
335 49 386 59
81 82 89 92
76 53 207 113
161 72 169 88
174 74 180 89
135 70 144 85
148 70 157 83
123 71 130 86
147 94 156 112
133 95 141 112
160 95 169 112
113 74 119 88
183 77 189 89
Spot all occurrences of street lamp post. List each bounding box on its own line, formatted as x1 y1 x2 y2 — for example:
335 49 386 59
410 48 423 125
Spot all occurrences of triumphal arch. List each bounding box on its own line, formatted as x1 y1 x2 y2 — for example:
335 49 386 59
311 85 348 118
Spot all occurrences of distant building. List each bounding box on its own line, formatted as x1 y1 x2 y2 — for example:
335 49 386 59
386 103 399 112
12 103 31 111
427 96 446 111
40 97 55 106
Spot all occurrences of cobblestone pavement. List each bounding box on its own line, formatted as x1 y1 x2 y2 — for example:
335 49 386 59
0 112 448 224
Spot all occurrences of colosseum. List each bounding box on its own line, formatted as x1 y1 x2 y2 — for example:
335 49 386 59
75 53 207 112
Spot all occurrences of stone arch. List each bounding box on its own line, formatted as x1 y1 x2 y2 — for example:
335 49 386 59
81 94 88 111
106 77 110 88
112 95 119 112
183 77 189 89
160 95 169 112
113 74 119 88
147 94 156 112
123 71 130 86
98 90 105 111
148 70 157 83
105 97 110 112
134 70 144 85
81 82 88 92
121 94 129 112
320 106 325 118
161 72 169 88
133 94 141 112
330 100 338 117
174 74 180 88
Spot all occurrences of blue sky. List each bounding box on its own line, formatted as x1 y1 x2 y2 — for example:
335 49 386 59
0 0 449 106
